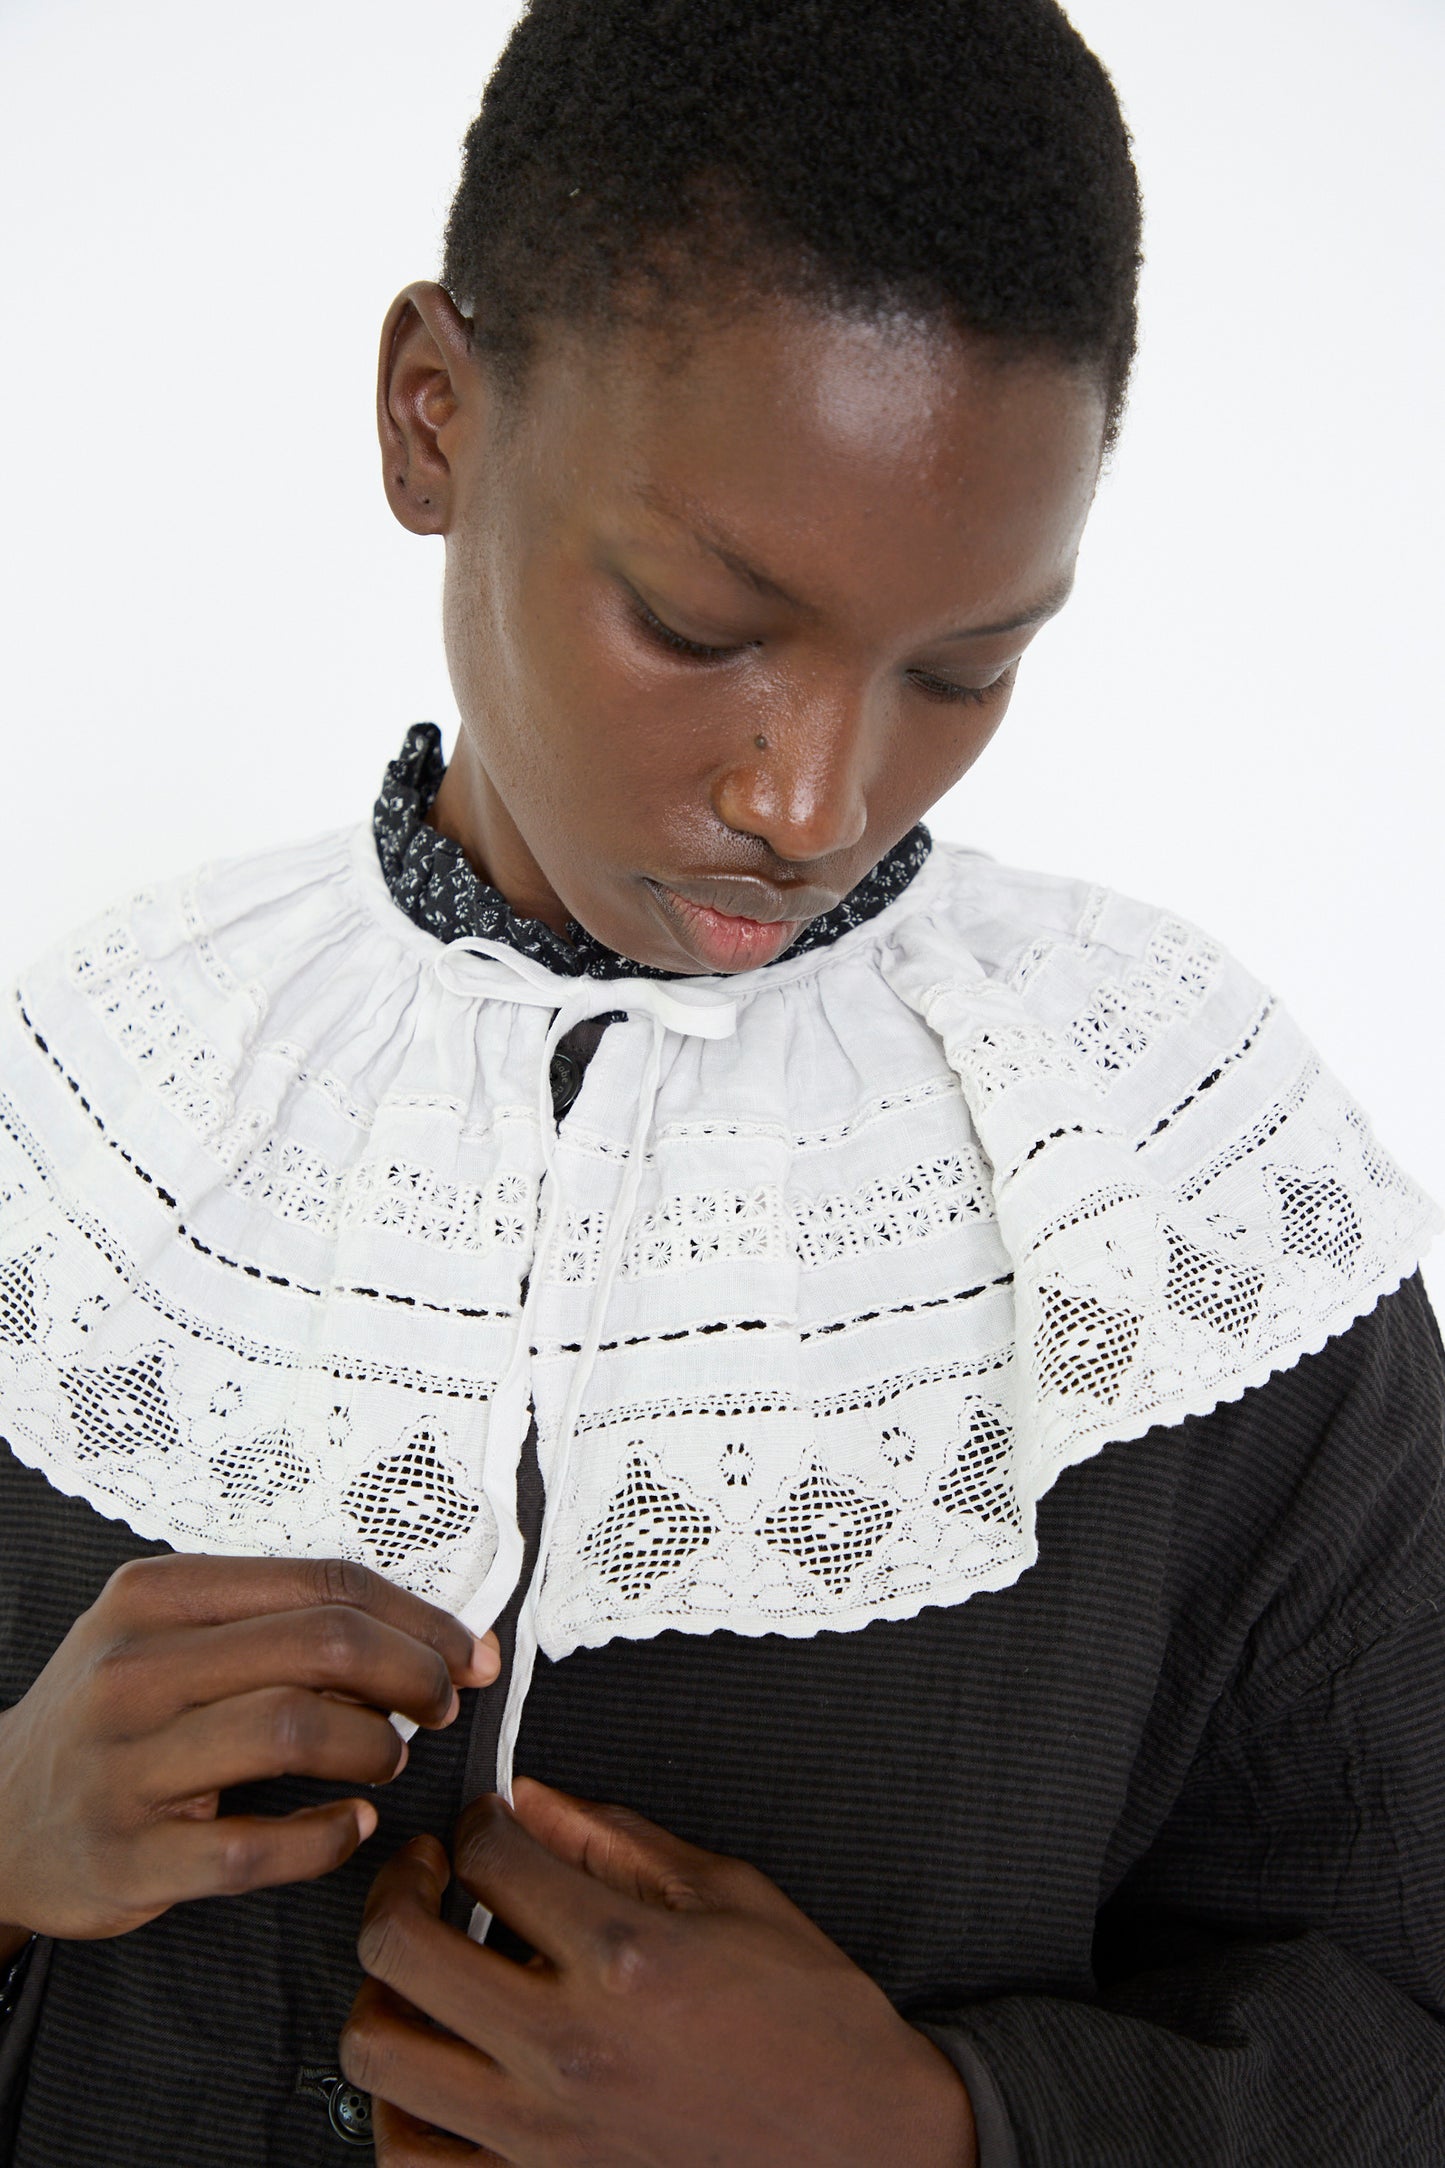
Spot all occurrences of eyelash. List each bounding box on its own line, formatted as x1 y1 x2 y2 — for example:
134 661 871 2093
907 668 1012 709
629 595 739 662
628 596 1012 708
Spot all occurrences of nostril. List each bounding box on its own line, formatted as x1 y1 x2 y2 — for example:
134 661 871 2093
711 717 871 864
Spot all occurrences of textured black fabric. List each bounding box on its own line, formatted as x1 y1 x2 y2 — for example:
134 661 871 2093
0 1947 33 2027
0 1943 45 2160
372 720 933 975
1 1277 1443 2163
915 2033 1020 2168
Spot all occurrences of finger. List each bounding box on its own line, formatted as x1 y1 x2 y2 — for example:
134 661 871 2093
129 1797 378 1907
114 1607 480 1732
508 1781 818 1938
343 1974 529 2157
507 1777 719 1911
451 1793 649 1965
370 1831 452 1918
458 1630 501 1691
373 2093 506 2163
357 1839 553 2059
98 1553 499 1689
133 1688 409 1804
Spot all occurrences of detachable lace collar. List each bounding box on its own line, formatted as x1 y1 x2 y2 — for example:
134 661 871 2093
373 722 932 980
1 821 1435 1700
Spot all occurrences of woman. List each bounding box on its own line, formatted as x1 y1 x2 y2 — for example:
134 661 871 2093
0 1 1440 2161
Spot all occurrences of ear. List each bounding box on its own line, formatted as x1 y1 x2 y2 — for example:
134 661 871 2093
377 280 481 536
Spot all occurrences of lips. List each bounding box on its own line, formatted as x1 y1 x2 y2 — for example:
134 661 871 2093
645 881 817 972
657 873 840 924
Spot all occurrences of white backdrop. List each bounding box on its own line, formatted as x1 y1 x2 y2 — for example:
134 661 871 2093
1 0 1441 1292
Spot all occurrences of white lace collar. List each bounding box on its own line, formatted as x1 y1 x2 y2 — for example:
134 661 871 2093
0 822 1435 1684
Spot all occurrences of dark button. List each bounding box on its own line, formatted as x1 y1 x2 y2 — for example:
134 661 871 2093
296 2064 375 2149
549 1049 583 1117
327 2081 373 2144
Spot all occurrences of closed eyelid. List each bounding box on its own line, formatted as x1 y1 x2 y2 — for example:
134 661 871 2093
625 581 757 649
626 492 1076 642
618 555 1047 688
908 659 1018 707
626 589 750 660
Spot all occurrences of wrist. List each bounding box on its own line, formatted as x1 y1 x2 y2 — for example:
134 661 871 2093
906 2031 979 2168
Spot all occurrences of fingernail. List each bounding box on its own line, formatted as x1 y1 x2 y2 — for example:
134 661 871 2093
394 1740 410 1776
355 1801 378 1841
445 1687 461 1723
473 1634 501 1682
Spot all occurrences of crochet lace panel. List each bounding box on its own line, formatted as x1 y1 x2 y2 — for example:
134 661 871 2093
0 822 1435 1658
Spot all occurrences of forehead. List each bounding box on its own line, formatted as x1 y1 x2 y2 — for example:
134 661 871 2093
498 298 1106 623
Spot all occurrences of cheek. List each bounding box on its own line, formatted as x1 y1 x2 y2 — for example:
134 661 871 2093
539 580 704 792
967 684 1015 765
441 536 514 728
511 606 688 866
443 541 572 782
876 683 1015 829
955 673 1017 762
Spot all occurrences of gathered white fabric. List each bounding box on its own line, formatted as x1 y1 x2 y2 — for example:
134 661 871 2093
0 821 1437 1703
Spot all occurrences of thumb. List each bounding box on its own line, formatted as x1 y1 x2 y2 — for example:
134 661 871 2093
507 1775 726 1912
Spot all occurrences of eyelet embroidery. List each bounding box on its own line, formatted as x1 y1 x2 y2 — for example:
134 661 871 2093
0 819 1435 1655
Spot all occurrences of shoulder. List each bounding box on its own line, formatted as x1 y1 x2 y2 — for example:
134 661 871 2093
35 817 414 995
884 841 1271 1117
911 839 1243 1011
1181 1269 1445 1581
882 841 1438 1466
1173 1270 1445 1726
0 820 430 1124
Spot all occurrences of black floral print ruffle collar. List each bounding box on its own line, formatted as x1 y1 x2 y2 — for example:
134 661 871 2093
373 723 932 981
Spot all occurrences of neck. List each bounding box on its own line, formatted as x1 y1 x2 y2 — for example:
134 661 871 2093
427 739 572 937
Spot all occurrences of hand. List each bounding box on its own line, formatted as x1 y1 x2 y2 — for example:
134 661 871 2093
342 1778 978 2166
0 1552 499 1942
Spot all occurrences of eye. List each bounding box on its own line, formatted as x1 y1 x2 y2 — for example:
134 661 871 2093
906 666 1016 708
628 592 745 662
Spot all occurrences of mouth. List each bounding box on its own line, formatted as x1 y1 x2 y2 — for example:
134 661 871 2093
644 880 817 972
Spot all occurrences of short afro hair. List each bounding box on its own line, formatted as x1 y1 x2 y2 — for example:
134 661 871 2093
443 0 1143 447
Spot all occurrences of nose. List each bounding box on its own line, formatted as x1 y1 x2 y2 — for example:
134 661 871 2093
711 682 871 864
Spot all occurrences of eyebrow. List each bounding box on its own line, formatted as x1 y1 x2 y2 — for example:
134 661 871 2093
936 574 1076 640
634 485 810 610
632 483 1075 640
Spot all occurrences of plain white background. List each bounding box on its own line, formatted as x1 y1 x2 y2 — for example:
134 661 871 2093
1 0 1441 1292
